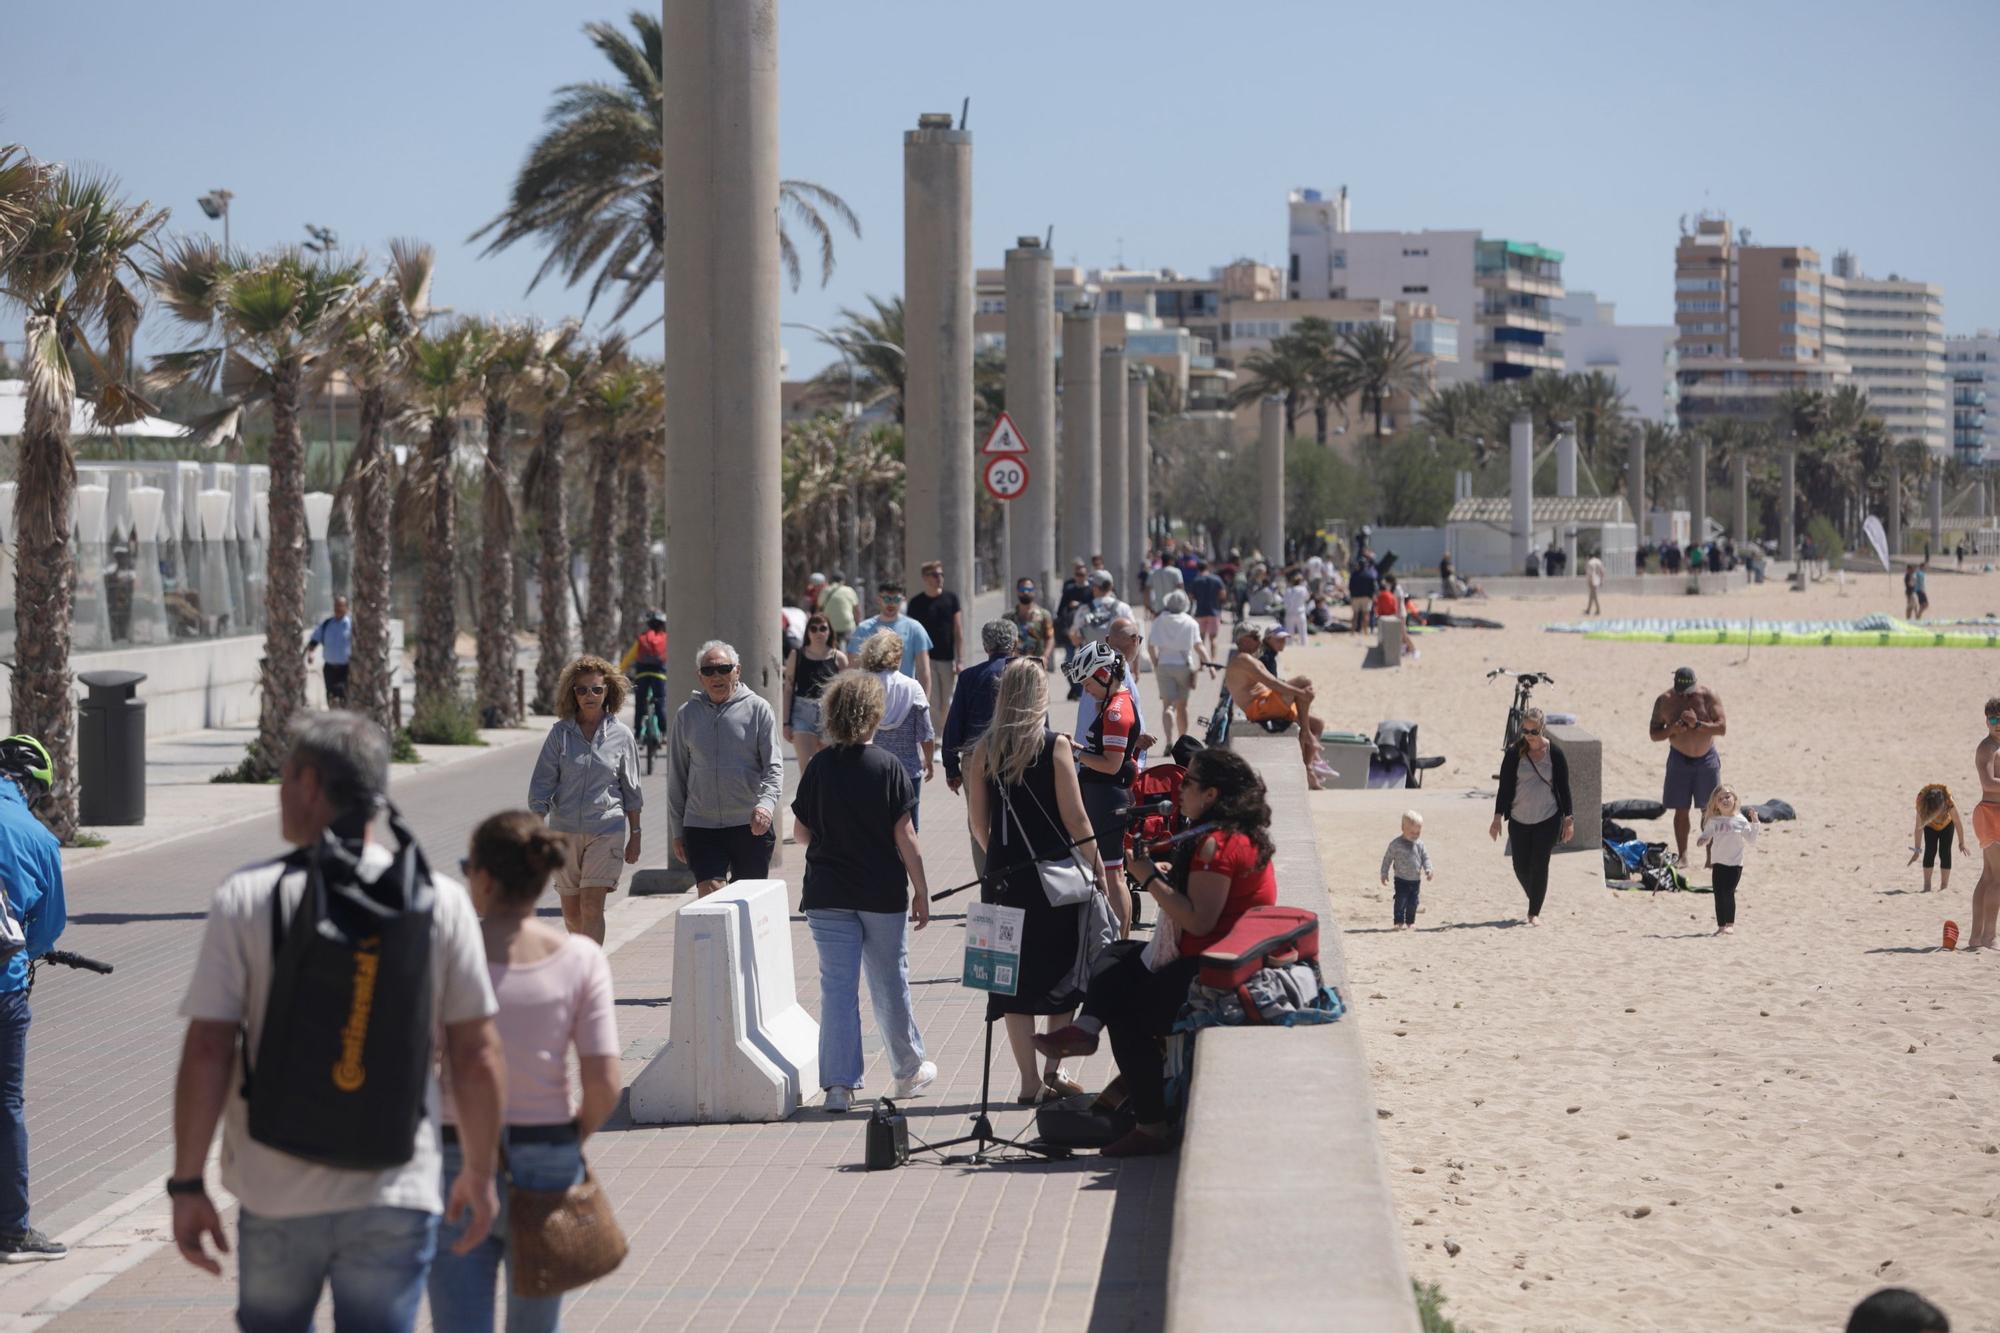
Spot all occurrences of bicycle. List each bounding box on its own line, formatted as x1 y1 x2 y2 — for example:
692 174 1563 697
27 950 113 996
632 671 668 775
1485 667 1554 753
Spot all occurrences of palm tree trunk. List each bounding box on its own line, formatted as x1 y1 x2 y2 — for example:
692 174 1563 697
532 409 571 712
247 363 309 781
583 440 617 655
475 396 518 726
617 453 651 648
1313 403 1328 447
1373 394 1387 439
414 416 459 719
347 385 395 736
13 356 79 840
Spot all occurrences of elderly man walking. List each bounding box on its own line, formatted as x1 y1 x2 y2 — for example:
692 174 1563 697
669 641 785 897
942 620 1020 878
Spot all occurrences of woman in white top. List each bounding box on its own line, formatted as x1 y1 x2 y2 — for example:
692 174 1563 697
1145 591 1209 749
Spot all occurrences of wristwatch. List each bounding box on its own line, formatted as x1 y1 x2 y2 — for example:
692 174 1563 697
165 1176 207 1198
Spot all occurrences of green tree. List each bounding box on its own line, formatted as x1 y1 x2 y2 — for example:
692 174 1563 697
399 323 484 724
465 318 539 726
1334 322 1425 438
1361 429 1468 527
1568 370 1630 483
577 352 652 654
473 9 858 323
1230 331 1319 436
151 240 365 780
1 163 164 837
813 293 907 422
518 324 590 712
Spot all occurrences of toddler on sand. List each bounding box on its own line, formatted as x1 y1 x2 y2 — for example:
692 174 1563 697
1695 785 1759 935
1379 810 1434 930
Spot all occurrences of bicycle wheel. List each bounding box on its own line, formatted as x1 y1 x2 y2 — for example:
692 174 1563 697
644 734 658 776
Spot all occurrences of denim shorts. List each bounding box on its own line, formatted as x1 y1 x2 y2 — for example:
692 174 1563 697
790 695 824 736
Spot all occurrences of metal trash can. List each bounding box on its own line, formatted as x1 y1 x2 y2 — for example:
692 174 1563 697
77 669 146 826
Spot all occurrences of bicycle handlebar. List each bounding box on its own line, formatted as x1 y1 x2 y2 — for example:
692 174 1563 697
38 950 112 975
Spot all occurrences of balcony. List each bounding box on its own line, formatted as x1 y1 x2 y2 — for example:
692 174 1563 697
1477 339 1563 369
1476 268 1563 299
1477 305 1562 334
1956 390 1989 407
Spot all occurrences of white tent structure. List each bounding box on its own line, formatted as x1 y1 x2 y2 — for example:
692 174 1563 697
0 379 190 442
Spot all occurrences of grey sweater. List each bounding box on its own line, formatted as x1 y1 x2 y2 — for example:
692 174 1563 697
527 717 642 835
1379 835 1433 882
667 686 783 837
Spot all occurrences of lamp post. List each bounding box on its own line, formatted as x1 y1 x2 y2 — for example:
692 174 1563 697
196 188 233 253
782 321 905 587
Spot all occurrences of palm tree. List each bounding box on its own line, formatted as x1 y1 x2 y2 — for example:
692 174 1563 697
1568 370 1630 483
1287 317 1347 445
1229 333 1318 435
518 324 588 713
466 318 538 727
578 355 650 654
811 294 907 422
472 9 859 324
400 323 483 727
151 241 365 780
1334 323 1426 438
615 392 664 648
0 165 164 837
329 239 434 738
1516 370 1579 450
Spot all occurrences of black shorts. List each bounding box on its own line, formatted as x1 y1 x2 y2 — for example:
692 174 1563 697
1923 823 1952 870
322 662 349 704
681 824 776 884
1080 782 1130 867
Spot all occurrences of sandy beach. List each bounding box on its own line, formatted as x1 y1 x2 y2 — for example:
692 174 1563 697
1284 566 2000 1330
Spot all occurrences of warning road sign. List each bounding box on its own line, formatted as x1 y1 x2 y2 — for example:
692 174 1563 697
980 412 1030 456
982 454 1029 502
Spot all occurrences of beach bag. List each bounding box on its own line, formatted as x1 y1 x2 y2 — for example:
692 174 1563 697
509 1159 629 1298
244 806 437 1170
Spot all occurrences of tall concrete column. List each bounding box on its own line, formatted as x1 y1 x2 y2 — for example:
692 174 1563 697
1887 455 1902 556
1931 457 1945 552
1127 372 1149 565
1059 308 1099 567
1689 434 1709 548
1780 447 1797 560
1260 396 1285 566
1004 237 1056 595
663 0 780 707
1732 453 1749 543
1627 429 1647 541
1555 420 1577 497
1510 413 1533 574
902 113 973 591
1099 345 1127 587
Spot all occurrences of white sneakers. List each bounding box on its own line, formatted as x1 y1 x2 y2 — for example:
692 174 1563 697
891 1061 938 1099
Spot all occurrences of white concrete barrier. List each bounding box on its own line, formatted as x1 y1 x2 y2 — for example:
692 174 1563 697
628 879 819 1124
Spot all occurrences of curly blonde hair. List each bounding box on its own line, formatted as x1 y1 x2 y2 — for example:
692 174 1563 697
857 629 905 674
820 670 885 746
555 655 628 722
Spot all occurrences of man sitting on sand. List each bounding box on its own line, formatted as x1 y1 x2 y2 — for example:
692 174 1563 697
1968 697 2000 951
1649 665 1726 864
1223 624 1335 789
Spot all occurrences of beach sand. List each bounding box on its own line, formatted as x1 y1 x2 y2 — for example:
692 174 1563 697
1283 566 2000 1331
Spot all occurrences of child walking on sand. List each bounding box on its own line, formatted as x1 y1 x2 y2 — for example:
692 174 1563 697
1696 785 1760 935
1908 783 1970 893
1380 810 1434 930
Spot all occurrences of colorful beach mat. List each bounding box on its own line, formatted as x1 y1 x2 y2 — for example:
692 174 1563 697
1545 614 2000 648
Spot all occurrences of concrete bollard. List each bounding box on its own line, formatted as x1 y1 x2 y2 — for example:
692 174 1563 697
1363 617 1403 669
628 879 819 1124
1547 723 1600 854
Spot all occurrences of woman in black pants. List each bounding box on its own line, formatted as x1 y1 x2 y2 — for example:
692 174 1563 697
1489 707 1574 925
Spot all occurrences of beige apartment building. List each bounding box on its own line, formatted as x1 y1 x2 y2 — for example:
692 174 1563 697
1821 252 1947 452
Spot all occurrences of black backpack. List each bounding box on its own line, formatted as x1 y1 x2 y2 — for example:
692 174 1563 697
244 807 438 1171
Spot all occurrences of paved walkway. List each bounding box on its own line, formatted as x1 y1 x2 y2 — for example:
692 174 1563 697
3 662 1195 1331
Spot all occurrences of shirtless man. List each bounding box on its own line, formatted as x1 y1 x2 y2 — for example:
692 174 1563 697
1649 665 1727 864
1967 696 2000 950
1222 624 1335 789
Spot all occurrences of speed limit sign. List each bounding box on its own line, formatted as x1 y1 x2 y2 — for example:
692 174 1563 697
983 453 1029 502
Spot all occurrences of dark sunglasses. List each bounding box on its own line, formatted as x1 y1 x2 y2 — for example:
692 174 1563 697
807 622 831 634
699 663 736 677
573 683 606 695
1520 727 1543 738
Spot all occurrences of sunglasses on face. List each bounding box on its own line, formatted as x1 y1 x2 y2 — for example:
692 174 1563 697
699 663 736 677
574 683 606 696
808 623 830 634
1520 727 1542 737
1988 717 2000 728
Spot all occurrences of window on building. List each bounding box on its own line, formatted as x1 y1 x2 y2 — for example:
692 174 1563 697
1288 253 1300 282
1401 285 1429 294
1332 250 1347 269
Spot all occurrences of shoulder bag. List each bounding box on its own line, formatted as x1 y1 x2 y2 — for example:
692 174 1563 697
509 1156 629 1299
996 775 1095 908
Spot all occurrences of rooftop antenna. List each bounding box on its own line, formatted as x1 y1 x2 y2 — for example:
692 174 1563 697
1044 224 1053 251
958 97 969 130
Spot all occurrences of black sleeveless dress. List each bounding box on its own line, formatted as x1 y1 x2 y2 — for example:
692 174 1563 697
984 729 1085 1018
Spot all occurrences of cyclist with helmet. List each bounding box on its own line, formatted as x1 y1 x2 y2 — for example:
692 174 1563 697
619 611 670 748
0 736 67 1262
1067 643 1137 937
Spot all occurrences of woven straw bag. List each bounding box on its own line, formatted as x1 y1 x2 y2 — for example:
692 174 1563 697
509 1162 629 1299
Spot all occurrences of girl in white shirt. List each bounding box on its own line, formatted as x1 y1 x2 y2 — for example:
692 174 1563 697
1695 785 1760 935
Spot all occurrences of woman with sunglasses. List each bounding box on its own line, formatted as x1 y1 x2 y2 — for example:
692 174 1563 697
527 655 643 944
1488 706 1574 926
782 614 849 834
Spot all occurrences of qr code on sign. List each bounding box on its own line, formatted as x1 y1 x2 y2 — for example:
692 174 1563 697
995 965 1014 987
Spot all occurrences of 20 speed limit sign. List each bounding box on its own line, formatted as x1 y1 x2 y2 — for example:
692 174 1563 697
983 454 1029 501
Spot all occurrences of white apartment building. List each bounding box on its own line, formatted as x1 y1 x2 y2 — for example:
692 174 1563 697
1820 251 1947 453
1287 186 1564 386
1947 332 1998 466
1556 291 1678 427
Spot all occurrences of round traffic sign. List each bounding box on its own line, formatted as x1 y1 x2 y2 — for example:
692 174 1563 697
983 454 1029 502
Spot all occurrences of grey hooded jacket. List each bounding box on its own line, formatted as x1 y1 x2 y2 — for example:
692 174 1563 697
527 717 643 835
667 685 783 837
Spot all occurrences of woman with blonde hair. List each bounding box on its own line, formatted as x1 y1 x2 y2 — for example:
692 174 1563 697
858 629 936 829
791 670 936 1112
527 654 642 943
965 658 1105 1103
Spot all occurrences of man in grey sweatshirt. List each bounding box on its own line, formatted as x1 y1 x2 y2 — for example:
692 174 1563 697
668 640 785 896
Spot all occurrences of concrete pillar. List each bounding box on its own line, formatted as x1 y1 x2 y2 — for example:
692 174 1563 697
1128 372 1149 570
1509 413 1533 573
1059 309 1099 567
1780 446 1797 560
1887 456 1902 556
1689 434 1709 547
901 113 973 592
1260 396 1285 566
1099 345 1127 588
1555 420 1577 497
1627 429 1646 541
1004 237 1056 595
1931 457 1945 552
1733 453 1748 543
663 0 781 709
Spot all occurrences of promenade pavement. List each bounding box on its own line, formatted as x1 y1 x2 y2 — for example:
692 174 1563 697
4 662 1196 1331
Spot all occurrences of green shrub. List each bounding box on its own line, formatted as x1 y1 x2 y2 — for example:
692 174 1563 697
390 730 421 764
1416 1279 1465 1333
1805 515 1845 570
404 693 487 747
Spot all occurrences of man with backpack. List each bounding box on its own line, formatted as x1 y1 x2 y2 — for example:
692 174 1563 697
304 595 353 709
170 713 505 1329
0 735 68 1263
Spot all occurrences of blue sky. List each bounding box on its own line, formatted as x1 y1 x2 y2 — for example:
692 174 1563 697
5 0 1993 378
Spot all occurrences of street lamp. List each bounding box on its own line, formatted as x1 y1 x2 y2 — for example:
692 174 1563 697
196 189 233 253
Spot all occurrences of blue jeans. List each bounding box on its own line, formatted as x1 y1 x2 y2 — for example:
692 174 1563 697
236 1204 437 1332
0 989 28 1234
430 1137 585 1333
806 909 926 1091
1392 877 1421 926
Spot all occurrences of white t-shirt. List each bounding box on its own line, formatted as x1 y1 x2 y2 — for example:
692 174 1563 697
1148 564 1184 612
180 842 498 1219
1306 556 1325 582
1586 556 1606 588
1282 585 1311 619
1150 612 1201 666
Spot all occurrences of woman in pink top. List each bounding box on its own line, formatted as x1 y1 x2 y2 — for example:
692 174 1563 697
432 812 622 1332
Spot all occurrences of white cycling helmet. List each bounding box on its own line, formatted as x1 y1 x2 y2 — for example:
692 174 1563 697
1064 640 1125 688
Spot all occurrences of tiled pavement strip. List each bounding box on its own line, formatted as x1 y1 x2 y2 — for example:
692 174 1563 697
3 666 1211 1330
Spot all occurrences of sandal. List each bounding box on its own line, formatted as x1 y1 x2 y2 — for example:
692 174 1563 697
1033 1025 1100 1059
1943 919 1960 951
1043 1068 1086 1099
1016 1088 1048 1106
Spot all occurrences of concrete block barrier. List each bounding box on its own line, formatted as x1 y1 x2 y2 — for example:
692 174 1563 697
628 879 819 1124
1549 722 1601 854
